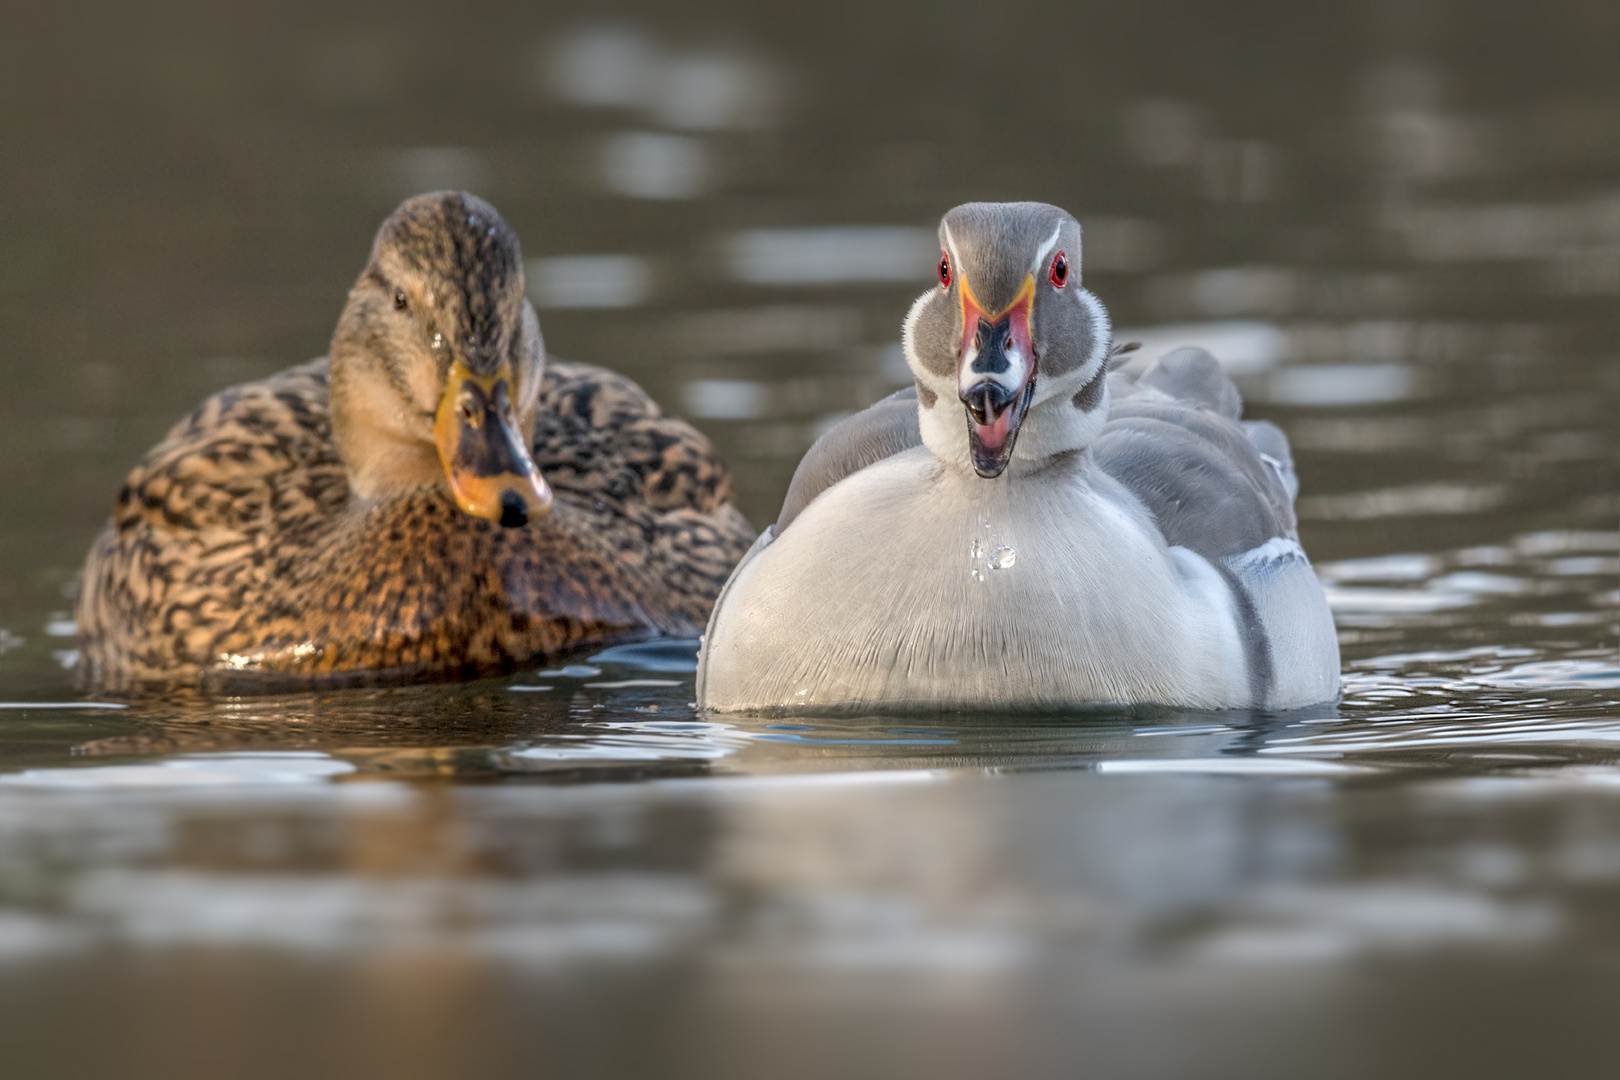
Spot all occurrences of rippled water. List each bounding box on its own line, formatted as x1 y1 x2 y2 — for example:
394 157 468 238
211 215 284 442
0 3 1616 1077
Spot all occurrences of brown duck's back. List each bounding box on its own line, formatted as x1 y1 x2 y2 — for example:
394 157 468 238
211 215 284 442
76 358 755 692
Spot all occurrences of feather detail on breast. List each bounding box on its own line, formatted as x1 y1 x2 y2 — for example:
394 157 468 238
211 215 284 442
77 359 754 692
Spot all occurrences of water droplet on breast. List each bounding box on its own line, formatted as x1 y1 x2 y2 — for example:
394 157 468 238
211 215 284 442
990 546 1017 570
970 540 983 559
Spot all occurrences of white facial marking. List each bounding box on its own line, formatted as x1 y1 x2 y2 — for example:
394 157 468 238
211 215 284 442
1031 221 1064 275
1079 289 1111 365
941 221 964 274
958 335 1032 398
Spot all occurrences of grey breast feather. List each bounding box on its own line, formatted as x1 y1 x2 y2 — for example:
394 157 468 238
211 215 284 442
1095 348 1297 560
777 385 922 531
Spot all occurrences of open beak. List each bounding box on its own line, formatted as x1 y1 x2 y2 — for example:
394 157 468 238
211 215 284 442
433 359 551 527
958 273 1037 479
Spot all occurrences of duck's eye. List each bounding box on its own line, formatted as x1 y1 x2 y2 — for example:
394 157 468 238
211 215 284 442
394 288 408 311
938 251 951 289
1049 252 1068 289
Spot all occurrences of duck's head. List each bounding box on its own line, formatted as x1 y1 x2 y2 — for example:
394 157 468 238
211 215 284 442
329 191 550 527
902 201 1112 478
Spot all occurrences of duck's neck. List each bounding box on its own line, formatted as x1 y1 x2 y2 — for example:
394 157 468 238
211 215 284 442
327 355 445 503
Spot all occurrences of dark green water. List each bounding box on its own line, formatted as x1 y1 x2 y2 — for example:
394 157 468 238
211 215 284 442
0 2 1615 1076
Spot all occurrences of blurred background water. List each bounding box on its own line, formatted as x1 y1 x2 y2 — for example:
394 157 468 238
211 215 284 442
0 1 1615 1076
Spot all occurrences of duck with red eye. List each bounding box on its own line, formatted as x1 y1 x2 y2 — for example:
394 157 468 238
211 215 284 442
698 200 1342 713
926 207 1100 480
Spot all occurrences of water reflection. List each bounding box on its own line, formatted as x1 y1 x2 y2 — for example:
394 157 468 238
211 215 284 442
546 25 780 131
1 1 1617 1073
600 131 709 200
0 752 355 790
527 254 653 309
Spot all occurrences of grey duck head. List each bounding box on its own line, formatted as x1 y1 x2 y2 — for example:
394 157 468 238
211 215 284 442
902 201 1113 478
328 191 551 527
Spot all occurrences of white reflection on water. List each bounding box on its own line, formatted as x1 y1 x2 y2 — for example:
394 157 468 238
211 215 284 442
1319 554 1528 616
683 378 769 420
533 664 601 678
1193 884 1556 966
1323 585 1475 615
589 639 702 673
1268 362 1414 406
1266 712 1620 758
1099 758 1369 777
0 753 355 790
1317 530 1614 624
543 25 656 108
545 25 779 131
1467 660 1620 691
1299 482 1506 521
527 255 652 309
585 680 681 689
69 868 717 960
1320 553 1440 582
601 131 708 200
1517 530 1619 555
1111 320 1284 376
509 721 751 763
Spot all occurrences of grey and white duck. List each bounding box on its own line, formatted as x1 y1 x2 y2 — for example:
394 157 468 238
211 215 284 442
697 200 1339 712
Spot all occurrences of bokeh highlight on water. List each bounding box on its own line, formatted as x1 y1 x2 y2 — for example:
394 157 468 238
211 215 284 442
0 2 1615 1076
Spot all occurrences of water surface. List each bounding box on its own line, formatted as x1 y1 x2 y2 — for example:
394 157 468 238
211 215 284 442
0 3 1615 1077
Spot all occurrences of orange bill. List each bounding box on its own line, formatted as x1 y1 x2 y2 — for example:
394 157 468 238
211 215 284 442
432 360 551 527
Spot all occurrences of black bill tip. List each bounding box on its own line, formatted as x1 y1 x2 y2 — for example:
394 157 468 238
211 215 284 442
498 489 529 528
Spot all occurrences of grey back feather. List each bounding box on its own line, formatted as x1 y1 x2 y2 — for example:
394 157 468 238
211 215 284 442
776 349 1298 562
1133 346 1243 419
777 385 923 531
1095 348 1297 559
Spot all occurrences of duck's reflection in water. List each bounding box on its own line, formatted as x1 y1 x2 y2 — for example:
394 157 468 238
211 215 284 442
4 743 1620 1076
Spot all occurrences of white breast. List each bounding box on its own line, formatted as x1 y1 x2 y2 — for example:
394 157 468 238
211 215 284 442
698 448 1255 711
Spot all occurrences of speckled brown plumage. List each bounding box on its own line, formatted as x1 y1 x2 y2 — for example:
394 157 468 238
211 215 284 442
75 191 754 693
77 357 752 692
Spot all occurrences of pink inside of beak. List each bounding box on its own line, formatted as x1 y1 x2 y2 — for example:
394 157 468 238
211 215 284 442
973 406 1015 450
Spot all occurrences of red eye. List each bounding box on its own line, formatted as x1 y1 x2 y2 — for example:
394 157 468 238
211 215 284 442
1049 251 1069 289
938 251 951 289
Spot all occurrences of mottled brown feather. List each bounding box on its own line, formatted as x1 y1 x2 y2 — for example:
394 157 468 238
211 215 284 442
76 358 754 692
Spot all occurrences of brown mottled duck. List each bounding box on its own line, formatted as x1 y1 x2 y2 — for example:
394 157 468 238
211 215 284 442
77 191 755 692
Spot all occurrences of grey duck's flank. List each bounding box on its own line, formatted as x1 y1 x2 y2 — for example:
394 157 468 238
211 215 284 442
77 191 755 692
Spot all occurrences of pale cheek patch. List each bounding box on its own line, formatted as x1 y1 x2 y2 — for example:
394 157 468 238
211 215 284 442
902 290 957 380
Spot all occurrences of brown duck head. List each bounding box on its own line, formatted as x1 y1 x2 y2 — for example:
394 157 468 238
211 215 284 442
329 191 551 527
